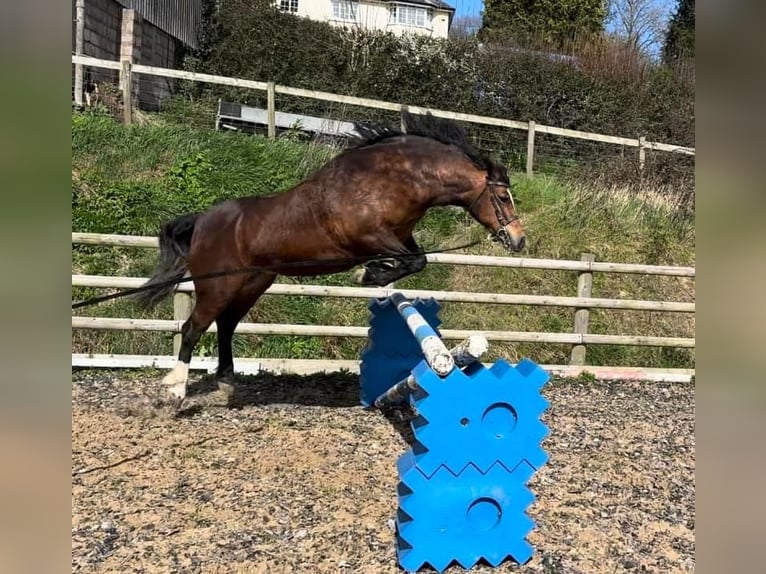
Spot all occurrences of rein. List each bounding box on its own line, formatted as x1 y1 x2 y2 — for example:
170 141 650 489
71 239 482 310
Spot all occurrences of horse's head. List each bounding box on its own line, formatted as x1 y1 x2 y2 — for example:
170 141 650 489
465 160 526 252
349 112 526 252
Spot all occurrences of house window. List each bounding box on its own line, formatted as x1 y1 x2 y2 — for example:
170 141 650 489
390 4 429 28
332 0 357 21
279 0 298 13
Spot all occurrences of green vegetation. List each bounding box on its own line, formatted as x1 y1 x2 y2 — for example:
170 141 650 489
71 111 695 369
86 1 693 203
663 0 695 65
480 0 608 46
183 0 693 147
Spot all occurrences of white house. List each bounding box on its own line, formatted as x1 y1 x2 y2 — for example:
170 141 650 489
276 0 455 38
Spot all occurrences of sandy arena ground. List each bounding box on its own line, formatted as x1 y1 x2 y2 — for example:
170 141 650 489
72 370 695 573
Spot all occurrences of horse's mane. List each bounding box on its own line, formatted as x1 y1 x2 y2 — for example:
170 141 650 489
348 112 492 171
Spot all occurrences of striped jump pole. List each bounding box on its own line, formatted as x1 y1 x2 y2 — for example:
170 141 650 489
374 334 489 409
389 292 455 377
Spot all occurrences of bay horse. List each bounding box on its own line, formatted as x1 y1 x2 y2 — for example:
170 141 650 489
137 112 525 405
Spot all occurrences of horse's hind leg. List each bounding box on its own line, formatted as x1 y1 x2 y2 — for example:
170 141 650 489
162 311 215 405
162 277 246 405
215 273 277 392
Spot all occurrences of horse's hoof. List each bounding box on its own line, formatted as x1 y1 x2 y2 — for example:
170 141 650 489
161 363 189 409
352 268 368 284
218 381 235 399
155 391 185 412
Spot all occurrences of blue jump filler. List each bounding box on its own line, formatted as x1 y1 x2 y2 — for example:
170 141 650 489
359 294 551 573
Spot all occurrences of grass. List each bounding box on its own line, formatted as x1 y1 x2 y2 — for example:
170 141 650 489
71 110 695 369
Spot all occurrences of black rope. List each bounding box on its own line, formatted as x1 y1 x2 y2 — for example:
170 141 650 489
71 239 483 310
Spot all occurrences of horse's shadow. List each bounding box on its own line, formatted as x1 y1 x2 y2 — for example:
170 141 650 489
181 370 416 445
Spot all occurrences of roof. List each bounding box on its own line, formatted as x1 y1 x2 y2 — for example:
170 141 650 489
117 0 202 48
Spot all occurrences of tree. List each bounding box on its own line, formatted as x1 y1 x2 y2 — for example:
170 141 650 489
449 16 482 39
607 0 671 57
479 0 608 48
662 0 694 64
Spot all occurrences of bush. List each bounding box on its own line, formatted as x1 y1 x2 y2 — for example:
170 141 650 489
186 0 693 146
175 1 693 201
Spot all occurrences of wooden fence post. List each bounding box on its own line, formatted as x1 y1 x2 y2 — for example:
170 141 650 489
73 0 85 108
267 81 276 139
570 253 595 365
526 120 536 176
173 291 193 356
400 104 409 132
638 136 646 172
120 60 133 125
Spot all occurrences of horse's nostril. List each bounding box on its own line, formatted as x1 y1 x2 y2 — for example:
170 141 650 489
517 236 526 250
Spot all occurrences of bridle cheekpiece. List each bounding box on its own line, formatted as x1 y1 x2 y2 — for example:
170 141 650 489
468 177 519 249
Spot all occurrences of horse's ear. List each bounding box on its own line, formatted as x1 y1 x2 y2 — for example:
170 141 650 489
485 161 500 180
489 161 510 184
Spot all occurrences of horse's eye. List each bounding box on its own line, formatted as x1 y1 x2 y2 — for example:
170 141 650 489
498 193 510 203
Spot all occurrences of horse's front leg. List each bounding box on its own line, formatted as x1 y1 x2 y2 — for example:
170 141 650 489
354 237 426 286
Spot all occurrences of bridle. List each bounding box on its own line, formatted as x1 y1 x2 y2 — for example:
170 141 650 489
467 177 520 249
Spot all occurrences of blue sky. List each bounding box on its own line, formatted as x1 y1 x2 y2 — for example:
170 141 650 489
451 0 484 19
449 0 676 55
450 0 678 30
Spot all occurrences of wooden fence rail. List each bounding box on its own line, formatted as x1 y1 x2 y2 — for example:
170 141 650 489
71 233 696 277
72 233 695 381
70 316 694 348
72 274 695 313
71 55 696 178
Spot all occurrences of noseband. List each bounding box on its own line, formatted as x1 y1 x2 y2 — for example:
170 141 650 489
467 178 519 249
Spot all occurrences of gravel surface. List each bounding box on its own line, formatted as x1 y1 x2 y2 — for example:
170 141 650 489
72 369 695 574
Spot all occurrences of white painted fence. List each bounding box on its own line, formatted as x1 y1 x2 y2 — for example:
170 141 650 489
71 233 695 382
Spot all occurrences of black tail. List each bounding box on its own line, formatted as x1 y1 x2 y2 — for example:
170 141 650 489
135 213 200 309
